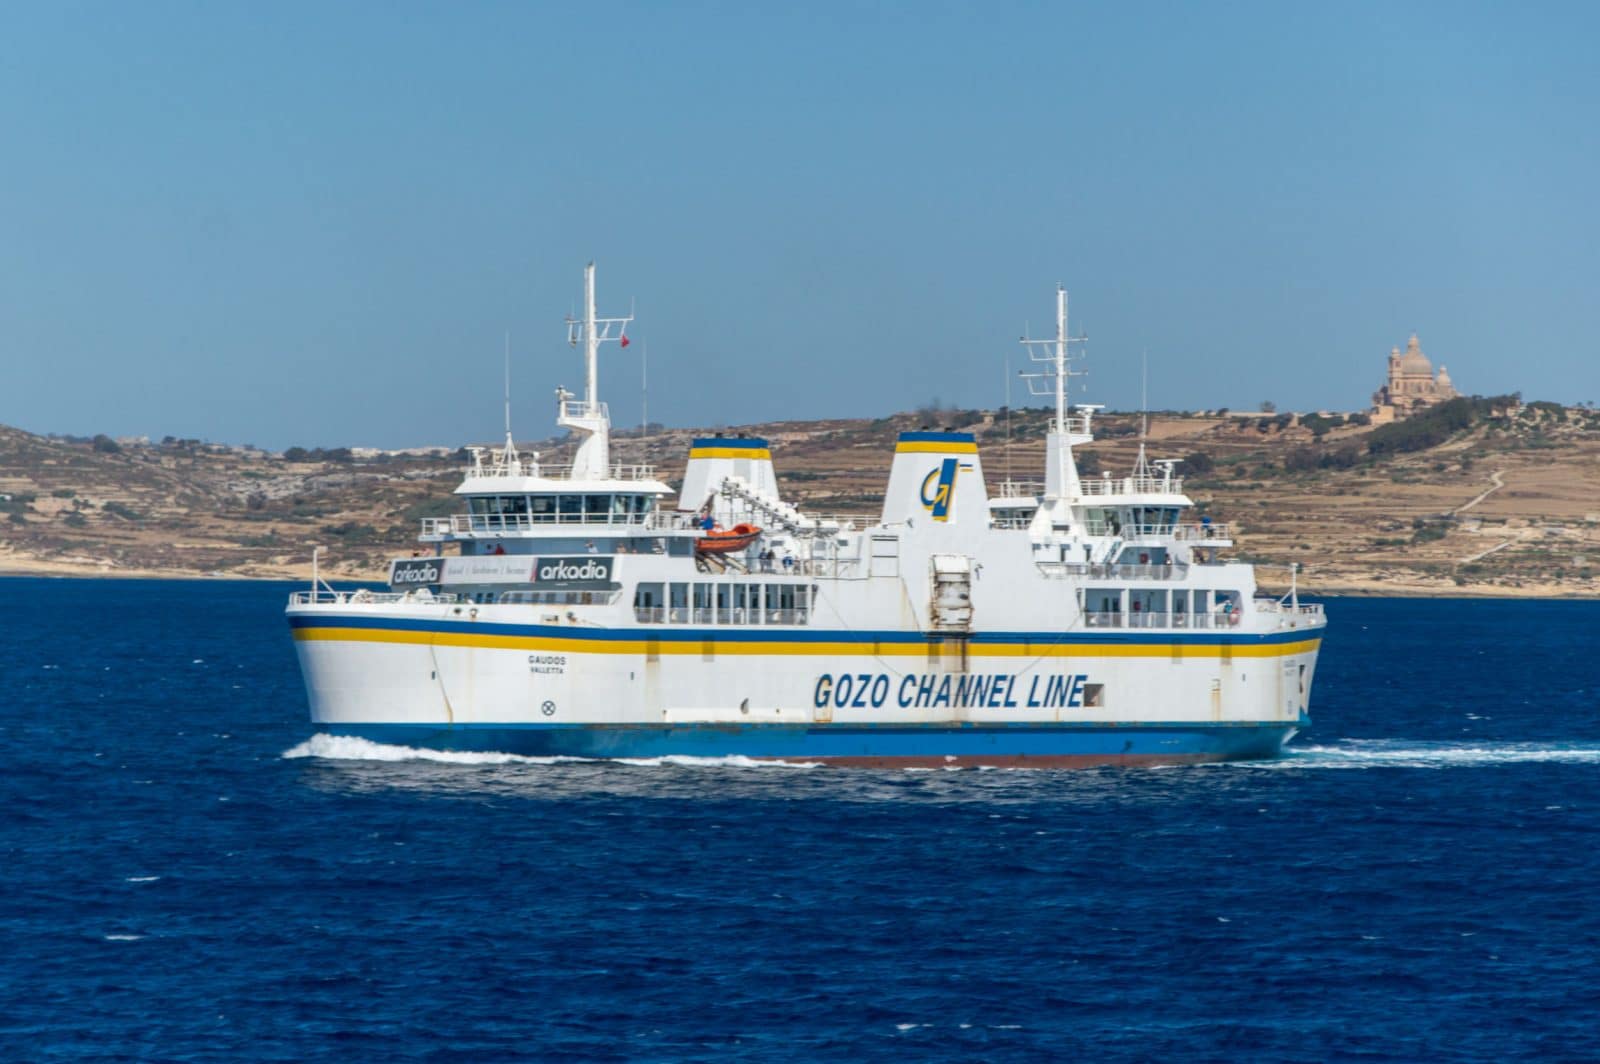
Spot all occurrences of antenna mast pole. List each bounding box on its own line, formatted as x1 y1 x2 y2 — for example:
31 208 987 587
584 263 599 414
561 261 635 480
1004 350 1012 483
1019 283 1090 507
1055 285 1068 436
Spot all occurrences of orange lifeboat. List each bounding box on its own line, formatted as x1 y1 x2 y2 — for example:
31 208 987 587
695 523 762 554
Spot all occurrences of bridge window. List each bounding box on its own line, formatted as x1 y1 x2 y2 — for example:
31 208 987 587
633 581 664 622
1084 588 1123 628
558 494 582 521
631 580 811 625
530 495 556 522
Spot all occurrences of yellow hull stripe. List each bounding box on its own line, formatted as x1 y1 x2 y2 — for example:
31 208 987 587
688 447 772 460
894 441 979 454
294 627 1320 660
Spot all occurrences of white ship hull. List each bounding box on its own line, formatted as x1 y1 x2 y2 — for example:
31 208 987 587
289 601 1319 766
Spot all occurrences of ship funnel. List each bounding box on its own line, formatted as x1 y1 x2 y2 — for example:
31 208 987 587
678 436 779 515
881 431 989 526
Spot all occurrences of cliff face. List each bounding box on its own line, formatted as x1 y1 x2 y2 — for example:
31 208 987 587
3 404 1599 596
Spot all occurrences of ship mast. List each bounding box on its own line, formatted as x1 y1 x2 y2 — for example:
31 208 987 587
560 262 633 480
1020 284 1090 515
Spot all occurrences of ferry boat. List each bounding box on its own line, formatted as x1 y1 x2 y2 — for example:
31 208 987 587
286 264 1326 766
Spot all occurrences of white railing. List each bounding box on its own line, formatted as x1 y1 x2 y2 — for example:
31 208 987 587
996 479 1044 499
1062 415 1094 436
1083 610 1235 630
422 510 667 536
1256 601 1326 621
1096 562 1191 581
1175 522 1233 541
559 399 609 423
1080 521 1234 541
289 589 463 606
1036 562 1191 581
1078 475 1185 497
634 607 811 626
464 455 659 481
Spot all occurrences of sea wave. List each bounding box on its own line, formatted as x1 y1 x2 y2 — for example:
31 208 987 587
281 734 819 769
1262 739 1600 770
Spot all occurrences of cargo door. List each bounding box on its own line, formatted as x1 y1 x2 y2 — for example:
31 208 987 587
929 554 974 632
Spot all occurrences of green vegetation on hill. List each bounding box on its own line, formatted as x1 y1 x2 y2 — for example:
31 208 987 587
1366 395 1519 456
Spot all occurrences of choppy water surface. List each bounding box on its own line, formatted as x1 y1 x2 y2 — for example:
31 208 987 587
3 579 1598 1061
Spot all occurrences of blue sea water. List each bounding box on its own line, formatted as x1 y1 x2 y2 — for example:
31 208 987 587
3 578 1599 1062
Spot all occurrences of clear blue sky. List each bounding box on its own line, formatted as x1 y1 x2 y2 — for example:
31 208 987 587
2 2 1596 449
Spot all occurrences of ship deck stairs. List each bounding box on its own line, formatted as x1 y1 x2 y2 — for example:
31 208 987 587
716 476 851 538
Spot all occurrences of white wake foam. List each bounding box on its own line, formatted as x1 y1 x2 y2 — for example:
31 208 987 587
1267 740 1600 770
281 733 819 769
281 734 572 765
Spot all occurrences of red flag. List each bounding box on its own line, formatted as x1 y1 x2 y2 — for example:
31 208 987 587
620 333 631 348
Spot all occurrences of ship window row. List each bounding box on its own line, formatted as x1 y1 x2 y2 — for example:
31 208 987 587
467 494 657 527
1079 588 1243 629
469 590 619 606
1082 506 1183 538
632 581 812 626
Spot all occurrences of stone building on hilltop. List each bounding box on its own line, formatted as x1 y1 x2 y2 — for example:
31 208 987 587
1371 333 1458 424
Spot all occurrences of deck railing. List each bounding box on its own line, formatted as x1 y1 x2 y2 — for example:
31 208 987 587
1077 475 1185 497
1255 600 1326 624
634 606 810 626
1082 610 1234 630
1079 521 1234 541
1035 561 1195 581
463 454 660 482
289 589 462 606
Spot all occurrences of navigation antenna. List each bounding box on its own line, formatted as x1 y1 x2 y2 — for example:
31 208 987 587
502 331 516 461
560 262 634 480
1018 284 1088 434
1019 284 1090 501
1004 350 1012 484
1133 347 1151 481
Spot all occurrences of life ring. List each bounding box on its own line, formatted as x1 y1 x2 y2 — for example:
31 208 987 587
1228 611 1240 626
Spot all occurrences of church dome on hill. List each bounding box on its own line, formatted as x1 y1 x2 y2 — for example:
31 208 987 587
1396 334 1433 376
1372 332 1458 423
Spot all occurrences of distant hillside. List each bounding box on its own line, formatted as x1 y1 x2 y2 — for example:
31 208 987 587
3 398 1599 596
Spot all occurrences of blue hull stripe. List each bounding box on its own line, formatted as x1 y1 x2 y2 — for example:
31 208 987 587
321 720 1298 764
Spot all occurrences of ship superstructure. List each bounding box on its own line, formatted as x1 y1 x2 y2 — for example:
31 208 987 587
287 265 1325 766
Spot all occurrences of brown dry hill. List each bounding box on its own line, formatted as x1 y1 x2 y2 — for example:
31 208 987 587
3 399 1599 596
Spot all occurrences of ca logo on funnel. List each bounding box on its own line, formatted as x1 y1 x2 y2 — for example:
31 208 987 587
919 459 971 522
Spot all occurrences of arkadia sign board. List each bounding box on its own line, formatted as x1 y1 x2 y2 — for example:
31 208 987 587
389 554 618 589
531 556 617 589
389 557 445 588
